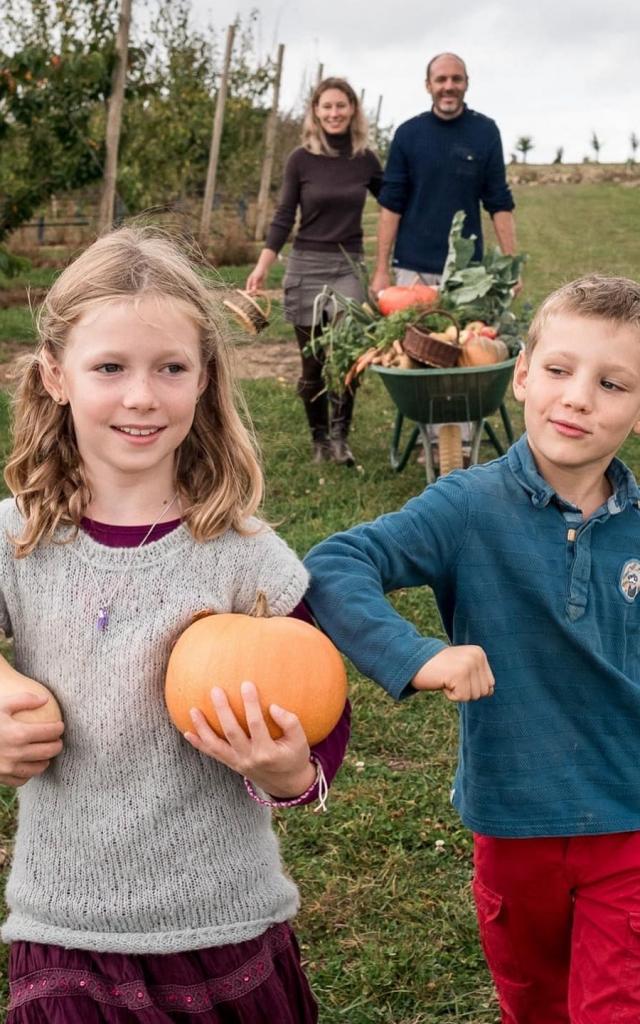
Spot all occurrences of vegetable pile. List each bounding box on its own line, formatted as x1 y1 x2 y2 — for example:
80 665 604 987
305 211 529 393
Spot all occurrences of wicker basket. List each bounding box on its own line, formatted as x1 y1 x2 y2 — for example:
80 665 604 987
222 290 271 334
402 310 460 368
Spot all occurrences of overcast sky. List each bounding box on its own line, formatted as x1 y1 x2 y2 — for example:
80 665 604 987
190 0 639 164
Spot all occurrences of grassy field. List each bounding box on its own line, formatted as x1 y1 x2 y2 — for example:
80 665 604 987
0 181 640 1022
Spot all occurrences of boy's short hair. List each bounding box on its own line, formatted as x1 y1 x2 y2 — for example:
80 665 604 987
527 274 640 353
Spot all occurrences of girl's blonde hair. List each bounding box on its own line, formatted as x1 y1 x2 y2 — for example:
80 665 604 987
4 226 263 557
302 77 370 157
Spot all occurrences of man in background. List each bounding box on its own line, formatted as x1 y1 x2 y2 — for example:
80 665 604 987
371 53 519 294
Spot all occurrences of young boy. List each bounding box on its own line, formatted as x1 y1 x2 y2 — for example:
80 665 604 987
304 275 640 1024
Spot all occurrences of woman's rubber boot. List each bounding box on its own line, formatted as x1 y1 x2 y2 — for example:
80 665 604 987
298 377 331 463
329 391 356 467
312 438 331 463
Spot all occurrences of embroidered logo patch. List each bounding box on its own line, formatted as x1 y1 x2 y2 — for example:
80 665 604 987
620 559 640 602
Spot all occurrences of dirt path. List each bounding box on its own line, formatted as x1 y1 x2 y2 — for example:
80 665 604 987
0 338 300 386
230 340 299 382
0 277 300 384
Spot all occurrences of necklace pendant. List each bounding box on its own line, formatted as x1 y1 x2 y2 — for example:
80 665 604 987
97 607 110 632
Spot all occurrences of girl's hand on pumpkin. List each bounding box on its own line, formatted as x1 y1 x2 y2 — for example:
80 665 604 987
184 681 316 799
411 645 495 702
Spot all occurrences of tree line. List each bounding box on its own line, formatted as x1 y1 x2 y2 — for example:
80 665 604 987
0 0 308 242
512 132 639 165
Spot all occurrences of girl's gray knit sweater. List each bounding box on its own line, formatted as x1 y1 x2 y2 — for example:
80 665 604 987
0 499 309 954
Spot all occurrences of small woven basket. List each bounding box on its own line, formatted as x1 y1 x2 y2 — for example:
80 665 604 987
222 290 272 334
402 310 460 368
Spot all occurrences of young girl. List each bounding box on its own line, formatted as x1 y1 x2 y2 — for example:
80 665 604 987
246 77 383 466
0 226 350 1023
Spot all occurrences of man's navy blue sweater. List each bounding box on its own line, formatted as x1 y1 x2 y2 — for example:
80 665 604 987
305 435 640 838
378 106 514 275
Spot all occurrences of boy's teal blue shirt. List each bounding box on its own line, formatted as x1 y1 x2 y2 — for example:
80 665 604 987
304 434 640 838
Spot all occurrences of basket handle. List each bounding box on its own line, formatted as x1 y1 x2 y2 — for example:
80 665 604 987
408 307 461 342
240 289 272 320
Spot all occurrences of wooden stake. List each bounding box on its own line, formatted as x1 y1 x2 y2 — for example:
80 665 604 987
199 23 236 252
316 63 324 86
254 43 285 241
98 0 132 235
374 94 383 129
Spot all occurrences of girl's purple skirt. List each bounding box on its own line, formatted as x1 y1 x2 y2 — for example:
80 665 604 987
7 923 318 1023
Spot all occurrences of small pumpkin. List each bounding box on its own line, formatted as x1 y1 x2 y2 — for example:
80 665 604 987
165 593 348 745
377 285 438 317
0 664 62 724
457 331 509 367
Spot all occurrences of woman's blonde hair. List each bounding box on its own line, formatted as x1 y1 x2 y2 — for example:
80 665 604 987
302 77 370 157
4 226 263 557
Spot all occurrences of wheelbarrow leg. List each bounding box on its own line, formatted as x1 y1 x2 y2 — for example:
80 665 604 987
484 419 506 457
389 412 420 472
417 425 437 484
499 402 515 446
468 420 484 466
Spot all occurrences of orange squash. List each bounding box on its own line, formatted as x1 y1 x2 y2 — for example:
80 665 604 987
457 331 509 367
165 596 348 745
377 285 438 317
0 664 62 724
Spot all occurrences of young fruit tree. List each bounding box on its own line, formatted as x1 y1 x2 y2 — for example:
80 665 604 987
515 136 534 164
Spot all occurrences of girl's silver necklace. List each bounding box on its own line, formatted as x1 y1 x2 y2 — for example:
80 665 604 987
78 493 180 632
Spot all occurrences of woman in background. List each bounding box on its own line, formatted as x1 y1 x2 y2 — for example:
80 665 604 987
247 78 382 466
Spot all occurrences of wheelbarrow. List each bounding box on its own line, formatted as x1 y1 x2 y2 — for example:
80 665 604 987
370 355 518 483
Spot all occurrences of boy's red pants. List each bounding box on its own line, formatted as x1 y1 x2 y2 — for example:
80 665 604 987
473 831 640 1023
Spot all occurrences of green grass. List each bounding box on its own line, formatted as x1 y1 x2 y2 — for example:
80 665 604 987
0 307 36 345
213 259 287 289
510 183 640 302
0 182 640 1022
0 266 60 291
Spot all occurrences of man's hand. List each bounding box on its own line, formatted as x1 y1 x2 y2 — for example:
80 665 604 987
371 207 401 301
412 646 495 702
370 268 392 298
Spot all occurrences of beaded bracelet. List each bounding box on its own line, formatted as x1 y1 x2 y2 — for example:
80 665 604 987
243 754 329 813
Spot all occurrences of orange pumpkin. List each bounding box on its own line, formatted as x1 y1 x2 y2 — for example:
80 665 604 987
377 285 438 317
457 331 509 367
0 665 62 724
165 597 348 745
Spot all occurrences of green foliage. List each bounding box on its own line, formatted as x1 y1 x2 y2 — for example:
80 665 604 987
369 307 452 347
0 0 124 239
118 4 275 211
439 210 528 330
0 2 278 236
305 289 378 394
0 245 30 281
369 118 394 163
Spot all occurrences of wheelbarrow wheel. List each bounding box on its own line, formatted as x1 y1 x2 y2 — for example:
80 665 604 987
438 424 464 476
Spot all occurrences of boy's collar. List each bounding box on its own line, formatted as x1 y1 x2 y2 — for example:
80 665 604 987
507 433 640 513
